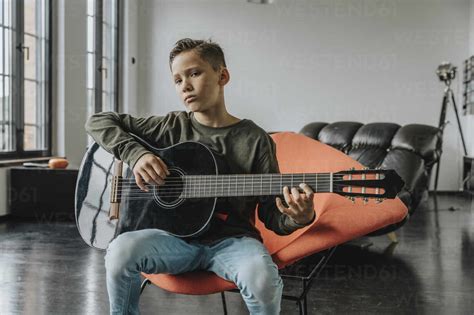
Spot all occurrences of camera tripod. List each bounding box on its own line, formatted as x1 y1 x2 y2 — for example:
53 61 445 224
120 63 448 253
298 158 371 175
434 82 468 191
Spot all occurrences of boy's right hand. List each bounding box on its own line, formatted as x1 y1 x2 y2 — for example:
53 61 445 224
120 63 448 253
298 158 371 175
133 153 170 192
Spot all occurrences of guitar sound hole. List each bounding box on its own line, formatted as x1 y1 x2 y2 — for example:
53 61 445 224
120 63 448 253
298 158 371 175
155 169 184 204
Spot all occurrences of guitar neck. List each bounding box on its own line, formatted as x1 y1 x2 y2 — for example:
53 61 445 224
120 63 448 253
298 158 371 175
181 173 340 198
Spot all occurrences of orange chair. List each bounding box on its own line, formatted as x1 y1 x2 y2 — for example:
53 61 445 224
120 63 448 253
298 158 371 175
140 132 408 314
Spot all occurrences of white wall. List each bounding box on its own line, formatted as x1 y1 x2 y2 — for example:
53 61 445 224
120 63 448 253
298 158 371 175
467 0 474 156
471 0 474 54
134 0 472 191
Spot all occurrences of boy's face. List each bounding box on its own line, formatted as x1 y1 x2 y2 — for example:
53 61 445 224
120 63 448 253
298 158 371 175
171 50 227 113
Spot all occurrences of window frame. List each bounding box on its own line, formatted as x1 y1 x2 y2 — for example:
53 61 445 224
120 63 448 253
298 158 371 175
88 0 120 115
0 0 52 160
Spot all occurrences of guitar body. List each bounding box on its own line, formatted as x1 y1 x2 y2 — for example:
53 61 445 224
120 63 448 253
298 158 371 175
75 139 223 250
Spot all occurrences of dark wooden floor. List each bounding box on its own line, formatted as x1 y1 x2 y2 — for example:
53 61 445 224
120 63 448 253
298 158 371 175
1 192 473 314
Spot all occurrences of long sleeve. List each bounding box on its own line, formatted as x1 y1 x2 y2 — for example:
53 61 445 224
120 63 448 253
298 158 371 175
255 135 315 236
84 111 166 169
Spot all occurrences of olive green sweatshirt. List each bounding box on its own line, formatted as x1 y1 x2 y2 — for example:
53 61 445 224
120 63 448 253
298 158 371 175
85 110 312 243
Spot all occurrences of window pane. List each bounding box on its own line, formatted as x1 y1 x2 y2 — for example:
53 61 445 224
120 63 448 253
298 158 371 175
101 56 110 93
89 0 118 114
0 28 4 74
4 0 11 27
24 34 37 80
24 80 37 150
6 29 11 75
103 0 111 25
0 76 13 151
87 88 95 118
0 0 13 152
24 80 46 151
0 1 3 26
102 23 109 58
102 91 108 112
24 0 37 35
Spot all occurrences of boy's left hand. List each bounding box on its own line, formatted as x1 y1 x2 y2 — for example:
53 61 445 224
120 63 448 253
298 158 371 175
276 183 316 225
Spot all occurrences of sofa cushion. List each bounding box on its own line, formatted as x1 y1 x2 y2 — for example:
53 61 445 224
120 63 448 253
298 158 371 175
318 122 363 153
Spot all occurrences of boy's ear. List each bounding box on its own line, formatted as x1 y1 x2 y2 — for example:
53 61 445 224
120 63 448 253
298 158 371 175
219 68 230 85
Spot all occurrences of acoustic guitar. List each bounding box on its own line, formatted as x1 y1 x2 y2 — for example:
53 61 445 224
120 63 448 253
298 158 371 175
75 134 404 250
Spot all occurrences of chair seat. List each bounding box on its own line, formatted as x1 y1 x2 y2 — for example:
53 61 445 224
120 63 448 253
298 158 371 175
142 132 408 295
141 271 237 295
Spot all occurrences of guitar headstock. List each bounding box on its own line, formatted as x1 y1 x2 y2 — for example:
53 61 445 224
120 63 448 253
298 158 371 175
333 168 404 203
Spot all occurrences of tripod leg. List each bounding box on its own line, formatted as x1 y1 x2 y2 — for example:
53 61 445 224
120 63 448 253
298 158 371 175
450 92 468 156
434 90 449 192
438 90 449 128
434 160 440 192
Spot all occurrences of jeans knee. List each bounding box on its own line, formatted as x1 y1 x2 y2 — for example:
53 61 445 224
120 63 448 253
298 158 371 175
104 232 142 276
239 258 283 304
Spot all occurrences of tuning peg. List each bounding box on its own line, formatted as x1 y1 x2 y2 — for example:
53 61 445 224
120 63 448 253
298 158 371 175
375 198 385 204
363 197 369 204
363 167 370 170
349 167 355 171
347 196 356 204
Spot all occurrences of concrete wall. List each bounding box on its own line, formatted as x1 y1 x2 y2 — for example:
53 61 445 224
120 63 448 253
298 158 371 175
135 0 472 191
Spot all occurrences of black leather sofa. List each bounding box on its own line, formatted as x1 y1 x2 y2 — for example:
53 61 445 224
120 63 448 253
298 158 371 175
299 122 442 235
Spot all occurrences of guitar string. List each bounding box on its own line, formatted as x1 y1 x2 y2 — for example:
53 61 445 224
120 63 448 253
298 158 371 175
118 188 384 198
112 182 359 194
111 186 381 199
118 192 384 200
115 176 383 184
115 175 351 185
116 174 366 182
113 181 377 193
116 178 347 186
114 178 370 191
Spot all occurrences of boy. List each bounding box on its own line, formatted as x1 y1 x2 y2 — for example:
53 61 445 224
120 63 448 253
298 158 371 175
85 38 316 315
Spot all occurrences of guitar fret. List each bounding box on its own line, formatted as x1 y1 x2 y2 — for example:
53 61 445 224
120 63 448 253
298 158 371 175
330 173 333 193
269 174 272 195
315 173 318 192
221 175 223 197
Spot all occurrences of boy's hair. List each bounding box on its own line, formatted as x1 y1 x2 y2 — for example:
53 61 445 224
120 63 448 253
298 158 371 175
169 38 227 72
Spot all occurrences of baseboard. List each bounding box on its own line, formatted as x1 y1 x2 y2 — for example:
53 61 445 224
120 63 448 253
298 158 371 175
0 214 11 223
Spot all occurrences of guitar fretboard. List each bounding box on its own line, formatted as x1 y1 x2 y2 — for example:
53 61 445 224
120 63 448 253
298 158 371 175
179 173 342 198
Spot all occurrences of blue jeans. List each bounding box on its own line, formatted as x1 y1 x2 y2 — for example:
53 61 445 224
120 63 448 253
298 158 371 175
104 229 283 315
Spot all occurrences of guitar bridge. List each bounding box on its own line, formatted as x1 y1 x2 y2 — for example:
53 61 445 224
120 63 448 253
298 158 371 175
109 160 123 220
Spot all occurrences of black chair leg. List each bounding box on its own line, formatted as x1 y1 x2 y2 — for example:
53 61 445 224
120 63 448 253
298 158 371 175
303 279 308 314
304 296 308 314
298 300 305 315
221 292 228 315
140 278 150 295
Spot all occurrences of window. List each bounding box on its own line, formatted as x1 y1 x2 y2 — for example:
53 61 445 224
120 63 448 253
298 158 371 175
0 0 52 159
87 0 119 117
